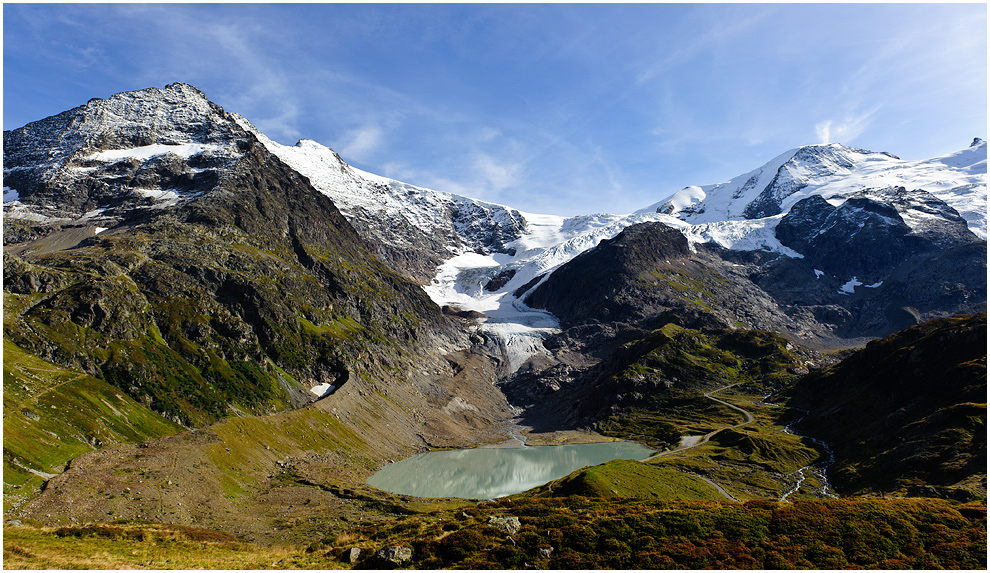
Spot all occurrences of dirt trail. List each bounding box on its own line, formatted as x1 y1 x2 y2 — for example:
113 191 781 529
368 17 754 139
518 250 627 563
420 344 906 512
641 383 753 462
691 472 739 502
637 383 757 501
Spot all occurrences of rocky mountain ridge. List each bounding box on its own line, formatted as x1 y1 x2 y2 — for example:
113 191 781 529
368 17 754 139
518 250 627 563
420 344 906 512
233 123 529 284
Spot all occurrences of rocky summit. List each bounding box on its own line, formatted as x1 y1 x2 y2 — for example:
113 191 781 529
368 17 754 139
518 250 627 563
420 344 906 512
3 83 986 565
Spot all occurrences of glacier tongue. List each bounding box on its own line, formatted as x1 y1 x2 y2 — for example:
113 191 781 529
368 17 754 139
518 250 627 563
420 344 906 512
423 210 705 375
424 250 560 375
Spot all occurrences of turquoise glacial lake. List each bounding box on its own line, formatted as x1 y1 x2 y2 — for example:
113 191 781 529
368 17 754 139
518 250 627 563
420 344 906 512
366 441 654 499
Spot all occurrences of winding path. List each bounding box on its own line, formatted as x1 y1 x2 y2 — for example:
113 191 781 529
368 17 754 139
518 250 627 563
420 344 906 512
640 383 754 462
691 472 739 502
637 383 756 502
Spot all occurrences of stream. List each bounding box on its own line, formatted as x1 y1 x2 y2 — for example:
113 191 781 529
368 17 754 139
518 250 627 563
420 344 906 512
761 398 837 501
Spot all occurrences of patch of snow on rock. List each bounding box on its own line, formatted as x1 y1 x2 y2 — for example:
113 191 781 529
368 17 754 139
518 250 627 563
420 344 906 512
838 277 863 295
310 383 336 398
87 143 221 162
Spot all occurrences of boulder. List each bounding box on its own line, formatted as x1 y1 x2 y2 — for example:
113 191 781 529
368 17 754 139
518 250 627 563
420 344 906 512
487 515 521 535
341 547 361 564
374 545 413 568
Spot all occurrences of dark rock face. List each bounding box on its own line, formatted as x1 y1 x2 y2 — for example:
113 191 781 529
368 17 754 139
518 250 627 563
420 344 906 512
485 269 517 292
525 222 691 326
766 187 987 336
341 206 450 284
775 188 981 282
450 201 526 256
522 222 832 341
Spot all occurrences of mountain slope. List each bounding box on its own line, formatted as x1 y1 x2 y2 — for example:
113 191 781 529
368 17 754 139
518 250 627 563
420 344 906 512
2 83 505 430
3 82 523 537
235 121 528 284
2 335 182 513
783 313 987 498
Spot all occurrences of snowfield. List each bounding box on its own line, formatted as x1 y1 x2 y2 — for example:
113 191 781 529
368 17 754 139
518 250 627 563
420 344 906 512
84 143 224 162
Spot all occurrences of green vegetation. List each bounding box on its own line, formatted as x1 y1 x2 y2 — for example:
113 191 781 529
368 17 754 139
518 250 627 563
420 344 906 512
598 324 803 407
5 499 983 569
334 497 986 569
2 522 342 570
784 313 987 497
647 266 722 311
527 459 725 500
3 206 437 427
3 337 182 512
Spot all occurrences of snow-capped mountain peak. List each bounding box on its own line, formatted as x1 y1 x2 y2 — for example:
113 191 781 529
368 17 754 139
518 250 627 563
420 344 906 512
3 83 249 226
643 139 987 241
641 143 901 223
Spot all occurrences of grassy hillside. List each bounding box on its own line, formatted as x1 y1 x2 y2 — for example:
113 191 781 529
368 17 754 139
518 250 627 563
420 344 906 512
6 345 512 545
3 330 182 513
784 313 987 497
524 459 725 500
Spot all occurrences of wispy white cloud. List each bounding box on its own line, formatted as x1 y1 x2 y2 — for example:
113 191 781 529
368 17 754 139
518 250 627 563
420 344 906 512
472 151 523 194
815 121 832 145
339 126 385 163
635 7 775 85
815 107 882 145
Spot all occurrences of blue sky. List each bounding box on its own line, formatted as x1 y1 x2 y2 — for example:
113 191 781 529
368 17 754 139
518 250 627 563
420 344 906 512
4 3 987 216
